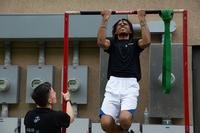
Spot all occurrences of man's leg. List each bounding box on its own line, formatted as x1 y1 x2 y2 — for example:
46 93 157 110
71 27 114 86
100 115 125 133
119 110 133 131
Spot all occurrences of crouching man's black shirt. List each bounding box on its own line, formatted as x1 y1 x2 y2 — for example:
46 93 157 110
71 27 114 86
24 108 70 133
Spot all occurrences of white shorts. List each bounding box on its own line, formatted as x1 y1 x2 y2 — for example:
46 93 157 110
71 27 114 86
100 76 140 121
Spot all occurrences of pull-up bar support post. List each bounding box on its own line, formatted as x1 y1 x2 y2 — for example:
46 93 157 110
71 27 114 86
62 9 189 133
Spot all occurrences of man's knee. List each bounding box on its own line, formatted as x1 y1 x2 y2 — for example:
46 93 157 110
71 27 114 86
119 117 132 130
119 111 133 130
100 115 115 131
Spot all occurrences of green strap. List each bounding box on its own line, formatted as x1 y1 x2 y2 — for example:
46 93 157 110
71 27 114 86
159 9 174 94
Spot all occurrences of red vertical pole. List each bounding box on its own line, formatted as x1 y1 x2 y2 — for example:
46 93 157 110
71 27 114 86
183 10 190 133
62 12 69 133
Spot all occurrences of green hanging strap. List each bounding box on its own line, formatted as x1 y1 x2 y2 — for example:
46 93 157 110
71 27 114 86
159 9 174 94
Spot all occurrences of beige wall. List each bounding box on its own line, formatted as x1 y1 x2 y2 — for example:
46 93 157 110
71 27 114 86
0 0 198 124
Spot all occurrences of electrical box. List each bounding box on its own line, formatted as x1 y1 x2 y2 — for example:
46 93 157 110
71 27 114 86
68 78 81 93
67 65 88 104
142 124 193 133
99 48 109 103
26 65 54 103
149 44 183 118
0 117 19 133
0 65 19 103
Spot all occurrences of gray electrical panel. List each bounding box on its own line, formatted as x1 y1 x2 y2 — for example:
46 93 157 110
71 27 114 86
0 65 19 103
99 48 109 103
26 65 54 103
149 44 183 118
142 124 193 133
67 65 88 104
0 117 19 133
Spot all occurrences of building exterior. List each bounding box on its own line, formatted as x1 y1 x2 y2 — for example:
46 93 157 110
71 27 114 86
0 0 199 132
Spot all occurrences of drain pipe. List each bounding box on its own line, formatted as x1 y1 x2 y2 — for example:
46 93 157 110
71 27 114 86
1 41 11 117
71 41 80 117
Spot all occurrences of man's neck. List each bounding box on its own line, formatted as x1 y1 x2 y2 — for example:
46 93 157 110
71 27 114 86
36 104 52 109
117 33 129 40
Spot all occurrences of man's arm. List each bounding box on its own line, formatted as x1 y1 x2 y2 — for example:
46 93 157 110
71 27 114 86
97 10 111 50
62 92 74 123
137 10 151 49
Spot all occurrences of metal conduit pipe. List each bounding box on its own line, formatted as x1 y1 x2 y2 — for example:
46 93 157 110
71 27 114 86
72 41 79 68
1 41 11 117
4 41 11 67
38 41 46 66
1 104 8 117
71 41 80 117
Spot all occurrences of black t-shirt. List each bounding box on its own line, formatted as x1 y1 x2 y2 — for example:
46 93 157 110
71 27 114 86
105 38 143 81
24 108 70 133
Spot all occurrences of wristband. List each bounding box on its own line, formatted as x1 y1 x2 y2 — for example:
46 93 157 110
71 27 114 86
100 25 107 28
66 100 72 104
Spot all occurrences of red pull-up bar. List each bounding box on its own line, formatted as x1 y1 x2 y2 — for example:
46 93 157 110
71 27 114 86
62 9 189 133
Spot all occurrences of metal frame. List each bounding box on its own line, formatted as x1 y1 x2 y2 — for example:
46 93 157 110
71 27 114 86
63 9 189 133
